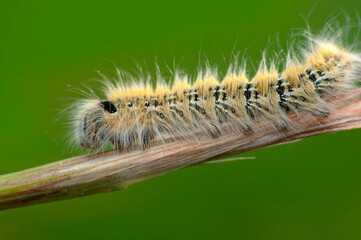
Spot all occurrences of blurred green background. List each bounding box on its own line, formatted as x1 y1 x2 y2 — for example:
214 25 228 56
1 0 361 239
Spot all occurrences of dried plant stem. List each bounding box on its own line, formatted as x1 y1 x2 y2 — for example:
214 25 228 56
1 91 361 211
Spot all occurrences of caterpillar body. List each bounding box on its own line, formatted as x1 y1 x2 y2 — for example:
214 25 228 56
72 25 361 152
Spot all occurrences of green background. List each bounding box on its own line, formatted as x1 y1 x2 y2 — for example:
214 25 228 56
1 0 361 239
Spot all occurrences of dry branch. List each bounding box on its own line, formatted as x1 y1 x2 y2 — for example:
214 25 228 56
1 90 361 210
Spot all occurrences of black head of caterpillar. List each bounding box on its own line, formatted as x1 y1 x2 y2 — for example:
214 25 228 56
76 100 118 150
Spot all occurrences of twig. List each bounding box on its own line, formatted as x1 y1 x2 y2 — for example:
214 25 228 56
1 90 361 211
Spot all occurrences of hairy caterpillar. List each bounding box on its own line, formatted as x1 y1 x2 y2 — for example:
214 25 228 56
71 20 361 152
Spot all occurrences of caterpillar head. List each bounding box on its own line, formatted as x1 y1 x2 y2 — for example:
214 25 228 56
75 99 118 150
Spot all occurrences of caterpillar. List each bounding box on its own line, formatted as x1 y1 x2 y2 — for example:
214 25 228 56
71 20 361 152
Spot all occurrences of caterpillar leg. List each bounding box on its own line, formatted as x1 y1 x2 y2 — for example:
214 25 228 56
112 132 137 152
141 130 155 150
